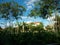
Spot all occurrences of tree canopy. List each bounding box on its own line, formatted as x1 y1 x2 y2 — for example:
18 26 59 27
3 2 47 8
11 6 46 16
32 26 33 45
0 1 26 20
29 0 60 19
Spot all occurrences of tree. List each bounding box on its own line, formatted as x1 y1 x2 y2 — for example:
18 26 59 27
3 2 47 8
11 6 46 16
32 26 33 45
54 15 60 32
28 22 44 32
0 26 2 30
45 25 53 31
29 0 60 33
0 1 26 29
0 1 26 20
29 0 60 19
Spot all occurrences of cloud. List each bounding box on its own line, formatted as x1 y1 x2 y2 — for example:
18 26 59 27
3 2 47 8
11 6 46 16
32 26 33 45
20 16 35 20
47 16 55 21
25 0 35 5
47 12 60 21
27 5 33 10
20 16 40 23
25 0 36 10
21 16 28 19
26 21 33 23
47 15 56 26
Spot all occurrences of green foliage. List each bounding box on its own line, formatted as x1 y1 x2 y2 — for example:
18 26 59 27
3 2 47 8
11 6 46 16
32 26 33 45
0 1 26 20
0 1 26 31
29 0 59 19
0 29 60 45
0 22 60 45
30 22 44 32
45 25 53 31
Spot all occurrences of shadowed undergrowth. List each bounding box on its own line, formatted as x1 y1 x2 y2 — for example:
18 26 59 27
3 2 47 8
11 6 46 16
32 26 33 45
0 30 60 45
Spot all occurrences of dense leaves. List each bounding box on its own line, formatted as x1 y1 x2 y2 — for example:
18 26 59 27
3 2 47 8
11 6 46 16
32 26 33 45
29 0 60 19
0 2 26 20
0 29 60 45
0 22 60 45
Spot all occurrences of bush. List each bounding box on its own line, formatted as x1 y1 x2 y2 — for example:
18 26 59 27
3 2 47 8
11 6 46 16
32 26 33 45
0 30 60 45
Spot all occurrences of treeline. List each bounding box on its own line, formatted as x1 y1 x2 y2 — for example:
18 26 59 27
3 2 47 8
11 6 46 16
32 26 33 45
0 29 60 45
0 24 60 45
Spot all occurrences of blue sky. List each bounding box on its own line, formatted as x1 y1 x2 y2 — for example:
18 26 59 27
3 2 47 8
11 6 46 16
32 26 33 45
0 0 56 27
13 0 50 26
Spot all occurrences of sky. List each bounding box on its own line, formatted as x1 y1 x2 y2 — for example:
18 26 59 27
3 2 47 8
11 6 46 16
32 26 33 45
16 0 60 26
0 0 60 28
14 0 50 26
